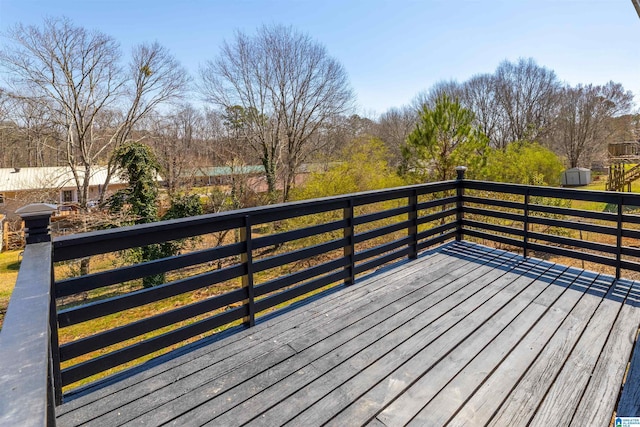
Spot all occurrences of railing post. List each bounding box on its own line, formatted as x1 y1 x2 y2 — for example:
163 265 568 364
408 189 418 260
523 189 530 258
0 203 59 425
344 199 355 286
455 166 467 242
17 203 63 408
240 215 255 327
616 196 623 279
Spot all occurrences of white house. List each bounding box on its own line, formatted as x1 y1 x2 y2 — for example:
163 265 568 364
0 166 128 219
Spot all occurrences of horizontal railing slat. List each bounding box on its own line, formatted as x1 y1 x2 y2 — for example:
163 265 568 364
254 270 348 313
462 195 524 210
527 242 617 267
354 236 413 263
59 287 246 361
622 213 640 225
53 216 245 262
416 221 457 241
354 220 411 244
354 205 411 226
416 230 456 251
621 246 640 258
464 206 524 223
528 216 618 236
461 228 525 248
351 182 455 206
620 259 640 272
52 182 457 262
528 231 618 254
61 306 247 385
55 242 244 298
354 247 412 275
462 180 632 203
622 229 640 240
252 219 347 250
57 264 245 327
416 207 457 225
253 238 346 273
254 258 348 297
462 219 525 237
529 204 617 222
416 195 457 211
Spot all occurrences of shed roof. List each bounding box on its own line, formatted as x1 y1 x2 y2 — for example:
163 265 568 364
564 167 591 172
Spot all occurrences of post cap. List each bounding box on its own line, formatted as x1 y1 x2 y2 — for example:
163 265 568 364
455 166 467 180
16 203 58 218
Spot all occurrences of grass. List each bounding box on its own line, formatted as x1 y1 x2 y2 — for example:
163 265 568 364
0 249 22 330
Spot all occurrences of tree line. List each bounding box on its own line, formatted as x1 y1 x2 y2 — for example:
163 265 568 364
0 17 638 211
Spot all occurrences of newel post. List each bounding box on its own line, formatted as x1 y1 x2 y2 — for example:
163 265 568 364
455 166 467 242
16 203 57 244
15 203 63 412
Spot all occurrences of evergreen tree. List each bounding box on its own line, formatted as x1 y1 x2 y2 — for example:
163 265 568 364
402 93 488 182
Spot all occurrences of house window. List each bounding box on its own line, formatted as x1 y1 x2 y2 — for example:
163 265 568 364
62 190 75 203
0 193 4 205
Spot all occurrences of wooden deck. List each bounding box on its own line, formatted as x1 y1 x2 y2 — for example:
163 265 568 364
55 241 640 427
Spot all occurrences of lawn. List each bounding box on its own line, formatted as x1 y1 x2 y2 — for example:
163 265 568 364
0 249 21 330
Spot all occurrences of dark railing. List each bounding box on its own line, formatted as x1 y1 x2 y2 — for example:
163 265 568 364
459 180 640 279
51 181 457 390
3 171 640 426
0 206 58 426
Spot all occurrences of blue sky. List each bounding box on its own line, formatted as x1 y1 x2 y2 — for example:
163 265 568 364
0 0 638 116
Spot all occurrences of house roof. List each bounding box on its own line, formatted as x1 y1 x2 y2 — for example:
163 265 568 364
609 140 640 145
181 165 266 178
180 163 340 179
0 166 127 192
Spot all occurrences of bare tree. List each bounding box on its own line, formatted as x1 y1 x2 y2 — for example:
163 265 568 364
0 91 21 167
552 82 634 168
99 41 190 202
493 58 561 145
376 106 417 167
0 18 189 207
200 24 354 202
461 74 504 148
412 80 464 112
148 104 203 194
0 17 124 206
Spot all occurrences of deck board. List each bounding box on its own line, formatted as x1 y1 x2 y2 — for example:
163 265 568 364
373 260 566 427
410 270 608 425
55 242 640 427
528 275 629 427
70 245 501 426
454 271 610 426
571 279 640 426
155 248 517 426
287 258 548 427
